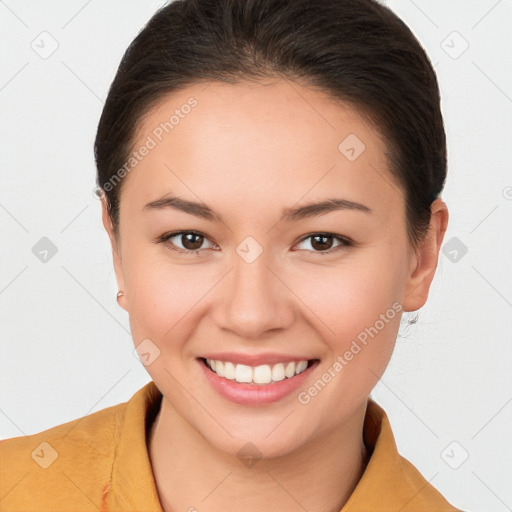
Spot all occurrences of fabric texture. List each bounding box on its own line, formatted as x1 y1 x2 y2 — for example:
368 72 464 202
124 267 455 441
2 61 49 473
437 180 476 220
0 380 461 511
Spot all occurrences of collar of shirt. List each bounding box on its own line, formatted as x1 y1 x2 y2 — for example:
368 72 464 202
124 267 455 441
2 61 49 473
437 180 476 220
105 381 460 512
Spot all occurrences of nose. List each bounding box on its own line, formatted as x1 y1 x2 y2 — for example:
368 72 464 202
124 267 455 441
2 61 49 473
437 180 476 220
211 248 296 340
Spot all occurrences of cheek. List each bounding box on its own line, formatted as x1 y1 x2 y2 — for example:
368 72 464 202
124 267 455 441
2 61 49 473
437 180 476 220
297 246 407 392
303 255 405 338
292 254 405 421
123 236 408 359
122 250 216 352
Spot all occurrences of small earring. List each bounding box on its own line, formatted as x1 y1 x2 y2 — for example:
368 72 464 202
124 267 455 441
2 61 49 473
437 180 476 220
116 290 125 302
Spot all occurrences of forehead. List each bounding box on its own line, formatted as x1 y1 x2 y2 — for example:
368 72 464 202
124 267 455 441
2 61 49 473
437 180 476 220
122 79 402 219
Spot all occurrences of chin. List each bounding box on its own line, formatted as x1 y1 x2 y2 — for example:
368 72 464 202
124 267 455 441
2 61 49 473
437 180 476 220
202 427 309 463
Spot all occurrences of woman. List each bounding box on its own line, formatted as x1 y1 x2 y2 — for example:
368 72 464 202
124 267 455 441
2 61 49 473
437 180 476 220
0 0 463 510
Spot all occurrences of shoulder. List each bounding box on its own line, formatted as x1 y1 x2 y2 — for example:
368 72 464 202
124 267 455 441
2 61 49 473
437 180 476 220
397 455 463 511
351 398 463 511
0 399 128 511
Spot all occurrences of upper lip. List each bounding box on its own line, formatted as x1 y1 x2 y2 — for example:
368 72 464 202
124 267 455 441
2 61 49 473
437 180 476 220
200 352 318 366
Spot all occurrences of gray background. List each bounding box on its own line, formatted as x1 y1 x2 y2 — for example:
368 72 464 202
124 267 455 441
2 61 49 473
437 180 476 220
1 1 511 511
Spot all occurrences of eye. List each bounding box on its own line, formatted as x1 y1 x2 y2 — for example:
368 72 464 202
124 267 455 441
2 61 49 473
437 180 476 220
294 233 353 256
155 230 352 256
156 230 217 255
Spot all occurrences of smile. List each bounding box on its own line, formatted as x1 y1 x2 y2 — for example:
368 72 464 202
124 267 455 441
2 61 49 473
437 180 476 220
203 358 312 385
198 352 320 405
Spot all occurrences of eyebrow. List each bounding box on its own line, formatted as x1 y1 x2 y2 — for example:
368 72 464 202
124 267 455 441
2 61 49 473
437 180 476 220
143 195 372 222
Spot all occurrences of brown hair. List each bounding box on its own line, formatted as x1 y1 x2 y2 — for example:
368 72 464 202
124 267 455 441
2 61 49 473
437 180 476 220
94 0 446 248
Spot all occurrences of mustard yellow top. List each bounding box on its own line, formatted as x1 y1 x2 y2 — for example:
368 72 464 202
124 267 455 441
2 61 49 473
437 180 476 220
0 380 461 511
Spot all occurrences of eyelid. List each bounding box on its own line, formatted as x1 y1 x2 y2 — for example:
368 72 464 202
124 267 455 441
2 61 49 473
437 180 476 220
155 230 217 253
294 232 353 255
296 231 353 245
156 230 353 256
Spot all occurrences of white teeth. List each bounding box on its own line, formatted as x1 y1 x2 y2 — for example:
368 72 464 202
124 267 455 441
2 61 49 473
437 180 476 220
224 361 236 380
284 362 295 378
253 365 272 384
205 358 311 385
235 364 253 383
295 360 308 374
214 360 223 377
271 363 285 382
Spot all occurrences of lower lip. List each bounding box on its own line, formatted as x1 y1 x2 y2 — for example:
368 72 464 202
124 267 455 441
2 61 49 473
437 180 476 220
198 359 319 406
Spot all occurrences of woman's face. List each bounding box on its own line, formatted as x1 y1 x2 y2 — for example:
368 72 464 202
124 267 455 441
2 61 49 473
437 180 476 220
102 79 446 457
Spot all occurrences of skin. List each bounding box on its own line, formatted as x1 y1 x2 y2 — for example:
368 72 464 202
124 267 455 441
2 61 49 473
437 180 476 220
101 78 448 512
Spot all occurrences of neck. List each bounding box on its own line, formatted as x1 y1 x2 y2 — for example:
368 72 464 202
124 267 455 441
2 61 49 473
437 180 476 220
148 398 369 512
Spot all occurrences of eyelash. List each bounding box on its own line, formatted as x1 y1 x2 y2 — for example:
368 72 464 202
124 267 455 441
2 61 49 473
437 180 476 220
155 230 353 257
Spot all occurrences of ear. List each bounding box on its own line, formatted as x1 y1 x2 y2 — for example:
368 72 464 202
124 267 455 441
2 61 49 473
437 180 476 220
402 198 449 312
101 195 128 311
